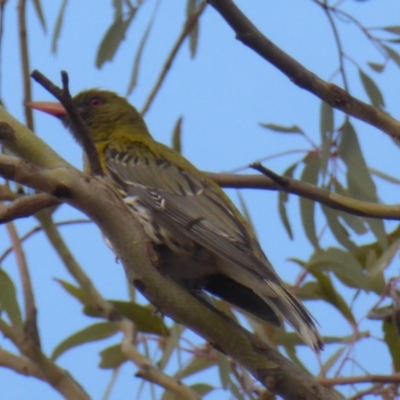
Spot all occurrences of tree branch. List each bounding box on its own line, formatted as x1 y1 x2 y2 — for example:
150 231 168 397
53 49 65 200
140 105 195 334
208 0 400 140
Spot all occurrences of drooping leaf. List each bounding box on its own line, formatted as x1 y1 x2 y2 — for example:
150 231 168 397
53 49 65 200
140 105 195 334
366 238 400 293
126 6 157 95
237 191 257 237
384 45 400 68
0 269 23 332
99 344 128 369
217 352 230 389
383 26 400 35
368 61 385 73
308 247 367 290
186 0 200 58
32 0 47 33
190 383 214 396
51 322 118 360
383 319 400 371
300 153 320 249
96 9 136 69
278 162 298 239
51 0 68 53
333 180 367 235
171 117 183 154
55 279 91 305
320 101 334 176
175 354 216 379
259 123 304 135
298 271 355 324
358 69 385 109
339 121 387 248
85 300 169 336
369 167 400 184
321 205 356 251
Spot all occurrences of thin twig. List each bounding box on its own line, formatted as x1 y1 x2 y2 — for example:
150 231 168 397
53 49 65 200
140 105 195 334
140 1 207 116
317 374 400 386
208 169 400 220
4 215 40 346
320 1 349 91
0 319 89 399
17 0 34 130
0 219 91 263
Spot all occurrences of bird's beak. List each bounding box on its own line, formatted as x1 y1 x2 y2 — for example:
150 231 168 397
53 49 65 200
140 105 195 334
27 101 67 117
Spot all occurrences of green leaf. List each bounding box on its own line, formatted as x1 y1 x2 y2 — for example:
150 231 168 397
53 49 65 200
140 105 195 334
237 191 257 237
321 205 356 251
96 10 136 69
55 279 91 305
368 61 385 73
0 270 23 332
383 319 400 371
85 300 169 336
217 352 230 389
32 0 47 32
186 0 199 58
157 324 185 370
171 117 183 154
259 123 304 135
99 344 128 369
320 101 334 176
366 238 400 293
383 26 400 35
51 322 118 360
308 248 367 290
339 121 387 248
126 7 156 95
333 181 367 235
175 354 216 379
301 272 355 324
278 162 298 239
300 154 320 249
190 383 214 396
358 69 385 109
384 45 400 68
51 0 68 53
369 167 400 184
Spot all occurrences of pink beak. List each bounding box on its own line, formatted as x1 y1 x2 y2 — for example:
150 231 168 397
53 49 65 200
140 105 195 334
27 101 67 117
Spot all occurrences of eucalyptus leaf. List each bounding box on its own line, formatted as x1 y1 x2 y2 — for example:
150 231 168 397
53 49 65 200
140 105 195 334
300 154 320 249
51 322 118 360
0 270 23 332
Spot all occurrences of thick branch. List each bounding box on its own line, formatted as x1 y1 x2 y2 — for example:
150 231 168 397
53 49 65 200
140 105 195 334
208 0 400 140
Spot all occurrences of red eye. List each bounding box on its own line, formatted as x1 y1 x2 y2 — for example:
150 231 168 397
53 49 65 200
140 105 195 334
89 97 104 107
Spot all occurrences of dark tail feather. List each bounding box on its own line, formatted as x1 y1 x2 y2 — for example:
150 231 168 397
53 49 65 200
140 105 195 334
204 275 281 327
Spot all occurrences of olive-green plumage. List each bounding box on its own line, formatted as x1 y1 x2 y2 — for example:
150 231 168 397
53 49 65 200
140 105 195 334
34 89 323 352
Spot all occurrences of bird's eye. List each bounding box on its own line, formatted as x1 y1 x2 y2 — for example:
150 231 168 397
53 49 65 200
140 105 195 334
89 97 104 107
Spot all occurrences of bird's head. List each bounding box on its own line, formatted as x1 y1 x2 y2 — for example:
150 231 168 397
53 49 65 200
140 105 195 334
28 89 150 142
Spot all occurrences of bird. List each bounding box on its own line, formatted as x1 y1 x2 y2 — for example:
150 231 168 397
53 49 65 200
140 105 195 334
29 89 323 352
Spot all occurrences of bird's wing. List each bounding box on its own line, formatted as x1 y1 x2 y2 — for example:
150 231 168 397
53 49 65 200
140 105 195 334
104 146 280 283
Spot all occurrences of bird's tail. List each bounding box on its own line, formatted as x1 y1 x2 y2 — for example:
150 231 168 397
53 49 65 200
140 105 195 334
262 281 324 353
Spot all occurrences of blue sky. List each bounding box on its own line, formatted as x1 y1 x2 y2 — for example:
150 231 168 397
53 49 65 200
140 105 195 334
1 1 400 399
